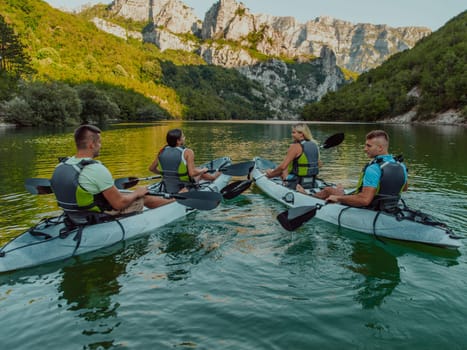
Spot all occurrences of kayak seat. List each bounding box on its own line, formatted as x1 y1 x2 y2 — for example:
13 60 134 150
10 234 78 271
60 210 128 243
60 211 121 237
369 194 401 213
284 176 316 190
299 176 317 190
64 211 115 226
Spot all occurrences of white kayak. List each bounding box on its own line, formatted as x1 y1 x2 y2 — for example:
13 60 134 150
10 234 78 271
252 157 462 249
0 157 233 273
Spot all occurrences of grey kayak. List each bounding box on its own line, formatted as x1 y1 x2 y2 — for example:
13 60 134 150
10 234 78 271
0 157 232 273
252 157 462 249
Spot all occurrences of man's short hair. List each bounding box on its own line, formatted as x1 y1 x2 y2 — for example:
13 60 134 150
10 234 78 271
366 130 388 142
74 124 101 149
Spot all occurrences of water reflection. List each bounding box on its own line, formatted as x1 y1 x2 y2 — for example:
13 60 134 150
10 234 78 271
159 230 203 281
345 241 400 309
59 256 123 320
344 233 461 308
381 239 461 267
57 239 150 348
279 225 461 310
278 229 400 309
157 219 222 281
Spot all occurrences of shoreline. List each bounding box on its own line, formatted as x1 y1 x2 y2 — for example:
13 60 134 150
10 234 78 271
1 112 465 128
381 109 465 126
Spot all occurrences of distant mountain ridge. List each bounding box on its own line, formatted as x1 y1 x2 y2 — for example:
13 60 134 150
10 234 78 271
301 10 466 124
105 0 431 73
84 0 431 117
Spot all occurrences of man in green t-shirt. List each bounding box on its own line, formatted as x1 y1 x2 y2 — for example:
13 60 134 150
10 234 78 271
51 124 171 215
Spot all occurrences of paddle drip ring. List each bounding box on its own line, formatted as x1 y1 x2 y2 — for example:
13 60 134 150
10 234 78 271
283 192 295 204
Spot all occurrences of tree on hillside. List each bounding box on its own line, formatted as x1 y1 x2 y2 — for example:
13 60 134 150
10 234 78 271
0 14 32 76
76 83 120 124
3 81 82 127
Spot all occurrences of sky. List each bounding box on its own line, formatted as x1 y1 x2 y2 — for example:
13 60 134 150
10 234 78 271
44 0 466 30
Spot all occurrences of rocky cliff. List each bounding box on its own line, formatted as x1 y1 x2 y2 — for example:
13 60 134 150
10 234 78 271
107 0 430 72
237 47 346 119
90 0 429 118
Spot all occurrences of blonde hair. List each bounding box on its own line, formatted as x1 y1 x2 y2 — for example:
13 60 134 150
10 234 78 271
293 123 314 141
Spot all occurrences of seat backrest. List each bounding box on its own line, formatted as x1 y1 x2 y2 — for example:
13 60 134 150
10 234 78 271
369 194 401 213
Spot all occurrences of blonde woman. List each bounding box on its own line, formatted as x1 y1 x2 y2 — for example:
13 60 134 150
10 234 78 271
265 123 321 189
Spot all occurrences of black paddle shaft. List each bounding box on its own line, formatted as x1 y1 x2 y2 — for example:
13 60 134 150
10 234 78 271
114 175 162 189
148 190 222 210
207 161 255 176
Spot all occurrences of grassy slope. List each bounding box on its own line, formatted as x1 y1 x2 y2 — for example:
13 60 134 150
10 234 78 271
1 0 206 117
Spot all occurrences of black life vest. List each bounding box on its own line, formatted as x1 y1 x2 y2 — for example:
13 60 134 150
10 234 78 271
357 157 407 211
50 158 113 213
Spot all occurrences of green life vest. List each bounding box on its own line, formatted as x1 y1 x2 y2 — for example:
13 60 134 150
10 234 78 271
288 140 319 177
157 146 191 193
50 158 112 213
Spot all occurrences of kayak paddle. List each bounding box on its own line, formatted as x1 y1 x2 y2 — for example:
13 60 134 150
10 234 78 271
221 179 253 199
114 175 162 189
24 178 53 194
321 132 344 149
207 161 255 176
149 190 222 210
277 203 326 231
25 177 220 210
116 161 256 190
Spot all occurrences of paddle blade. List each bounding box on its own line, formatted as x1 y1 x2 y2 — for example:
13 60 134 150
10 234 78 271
256 158 277 171
173 191 222 210
322 133 344 149
24 178 53 195
277 205 318 231
114 177 139 189
221 179 252 200
219 161 255 176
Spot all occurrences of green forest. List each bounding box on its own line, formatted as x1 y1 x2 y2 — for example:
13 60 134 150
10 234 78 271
302 11 466 122
0 0 271 126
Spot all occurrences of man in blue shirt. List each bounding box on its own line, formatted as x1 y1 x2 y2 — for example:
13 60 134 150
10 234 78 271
315 130 408 207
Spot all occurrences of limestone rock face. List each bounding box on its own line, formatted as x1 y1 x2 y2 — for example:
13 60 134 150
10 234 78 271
201 5 430 72
107 0 430 72
144 29 198 52
91 17 142 40
198 43 257 67
112 0 201 34
91 0 430 118
237 48 346 119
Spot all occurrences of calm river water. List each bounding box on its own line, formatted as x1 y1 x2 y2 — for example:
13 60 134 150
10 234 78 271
0 121 466 349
